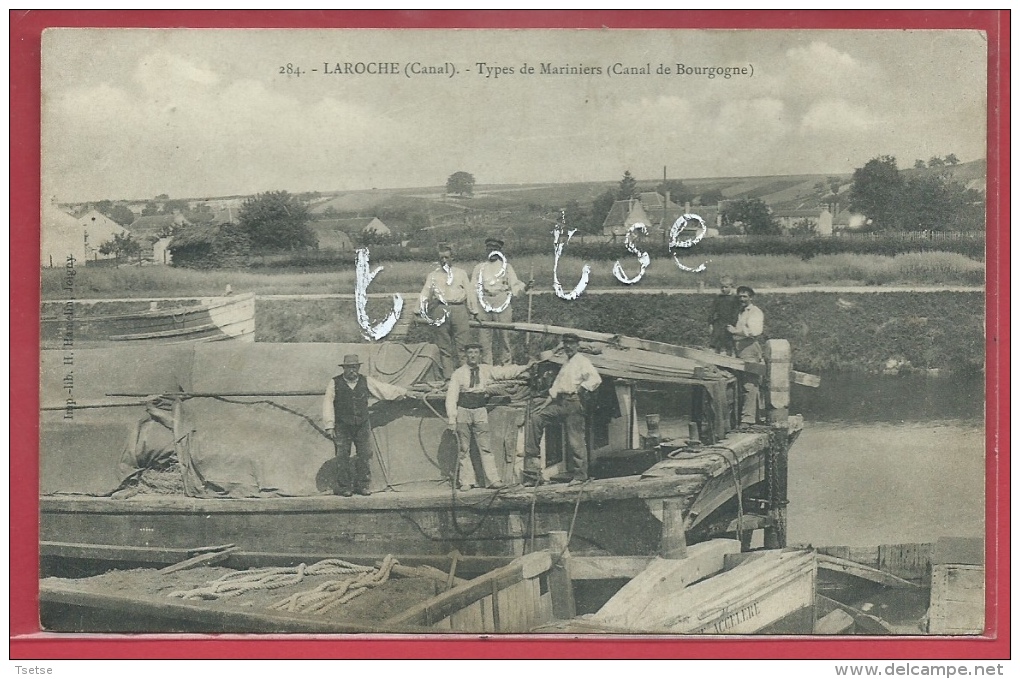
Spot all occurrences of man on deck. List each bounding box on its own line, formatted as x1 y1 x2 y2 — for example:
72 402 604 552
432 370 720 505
472 236 532 366
419 246 480 380
524 333 602 487
445 343 531 491
322 354 410 496
727 286 765 425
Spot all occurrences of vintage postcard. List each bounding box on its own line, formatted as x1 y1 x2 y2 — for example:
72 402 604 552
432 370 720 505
15 12 1006 659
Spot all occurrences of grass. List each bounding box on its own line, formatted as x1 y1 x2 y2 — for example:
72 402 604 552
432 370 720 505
41 251 985 300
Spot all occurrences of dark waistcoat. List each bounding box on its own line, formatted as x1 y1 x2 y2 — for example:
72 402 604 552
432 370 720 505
333 375 371 427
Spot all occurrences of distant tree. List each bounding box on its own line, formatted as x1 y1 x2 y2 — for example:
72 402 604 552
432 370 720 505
928 156 946 168
827 176 843 197
155 193 169 201
141 201 160 216
562 200 589 233
945 153 960 166
722 198 781 235
699 188 724 206
238 190 316 251
900 173 984 232
617 171 638 200
848 155 904 230
446 171 476 198
789 218 817 237
914 159 927 169
163 198 189 214
657 179 695 205
98 232 142 261
590 189 617 233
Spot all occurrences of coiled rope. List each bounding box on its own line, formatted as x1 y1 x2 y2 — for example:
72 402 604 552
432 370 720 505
166 558 382 606
268 555 398 614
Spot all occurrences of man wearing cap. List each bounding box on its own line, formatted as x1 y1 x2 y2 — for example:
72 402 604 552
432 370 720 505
322 354 410 496
445 343 532 491
419 246 480 379
472 236 532 366
726 286 765 425
524 333 602 486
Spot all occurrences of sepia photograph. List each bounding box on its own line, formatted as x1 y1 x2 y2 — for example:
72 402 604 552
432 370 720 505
18 12 1004 653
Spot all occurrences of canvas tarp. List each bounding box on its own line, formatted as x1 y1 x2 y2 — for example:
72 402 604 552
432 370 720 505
41 342 528 497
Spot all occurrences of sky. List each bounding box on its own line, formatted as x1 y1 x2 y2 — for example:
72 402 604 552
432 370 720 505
41 29 988 203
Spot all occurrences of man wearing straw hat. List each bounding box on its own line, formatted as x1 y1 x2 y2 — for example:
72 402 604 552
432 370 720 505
322 354 410 496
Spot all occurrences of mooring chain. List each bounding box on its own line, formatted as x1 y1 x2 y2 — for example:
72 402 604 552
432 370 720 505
166 559 377 601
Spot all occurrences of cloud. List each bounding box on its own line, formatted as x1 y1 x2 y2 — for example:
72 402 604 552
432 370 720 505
801 99 877 132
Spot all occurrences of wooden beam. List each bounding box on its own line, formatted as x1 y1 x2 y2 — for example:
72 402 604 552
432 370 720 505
567 556 654 581
40 581 425 634
42 541 212 564
470 320 767 376
158 546 239 574
659 499 688 559
546 532 575 620
815 609 856 635
817 553 924 589
382 551 552 629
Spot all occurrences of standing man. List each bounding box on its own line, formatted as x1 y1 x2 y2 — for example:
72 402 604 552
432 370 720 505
323 354 410 496
472 236 532 366
524 333 602 486
727 286 765 425
445 343 531 491
419 246 479 380
708 275 741 355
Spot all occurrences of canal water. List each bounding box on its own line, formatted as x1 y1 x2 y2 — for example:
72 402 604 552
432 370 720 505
787 372 986 547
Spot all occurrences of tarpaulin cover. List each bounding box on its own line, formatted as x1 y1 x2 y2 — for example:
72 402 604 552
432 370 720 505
41 342 528 497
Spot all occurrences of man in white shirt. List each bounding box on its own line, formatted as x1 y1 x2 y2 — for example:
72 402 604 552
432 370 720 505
323 354 410 496
419 246 480 379
445 343 531 491
472 236 532 366
727 286 765 425
524 333 602 486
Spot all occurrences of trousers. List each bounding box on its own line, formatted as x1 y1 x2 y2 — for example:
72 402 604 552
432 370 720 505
333 420 373 492
736 340 764 424
525 395 588 481
432 303 473 379
455 406 502 487
477 304 513 365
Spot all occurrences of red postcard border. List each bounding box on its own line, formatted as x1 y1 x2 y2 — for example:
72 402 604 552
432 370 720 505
10 10 1009 660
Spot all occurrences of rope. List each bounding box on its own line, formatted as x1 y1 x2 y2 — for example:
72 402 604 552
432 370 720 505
561 481 588 556
166 559 375 601
268 555 398 614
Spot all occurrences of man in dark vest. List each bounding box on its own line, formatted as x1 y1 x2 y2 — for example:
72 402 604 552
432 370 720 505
322 354 410 496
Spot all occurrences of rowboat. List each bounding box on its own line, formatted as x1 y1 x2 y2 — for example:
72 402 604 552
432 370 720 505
40 293 255 348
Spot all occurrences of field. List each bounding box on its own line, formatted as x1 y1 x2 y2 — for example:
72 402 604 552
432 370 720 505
42 251 985 299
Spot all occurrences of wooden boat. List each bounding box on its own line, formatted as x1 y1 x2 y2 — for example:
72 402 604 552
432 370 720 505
40 293 255 348
40 325 815 594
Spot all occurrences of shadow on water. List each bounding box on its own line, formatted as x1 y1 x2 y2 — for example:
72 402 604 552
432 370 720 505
795 371 984 424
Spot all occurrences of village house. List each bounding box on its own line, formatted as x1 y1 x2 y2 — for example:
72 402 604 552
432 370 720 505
603 192 721 239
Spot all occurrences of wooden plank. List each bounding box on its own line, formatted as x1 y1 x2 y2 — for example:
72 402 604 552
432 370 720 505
878 543 935 583
158 546 238 574
546 532 576 620
382 551 552 629
929 564 984 635
815 595 894 635
815 609 855 635
659 499 688 559
817 553 924 589
568 556 655 581
593 539 741 626
792 371 821 388
42 541 198 564
40 580 424 634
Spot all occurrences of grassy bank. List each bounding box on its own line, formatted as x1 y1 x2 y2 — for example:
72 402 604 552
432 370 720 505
43 251 985 299
249 291 984 375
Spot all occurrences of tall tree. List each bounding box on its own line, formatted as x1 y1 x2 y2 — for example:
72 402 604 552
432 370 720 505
238 190 316 251
848 155 904 230
722 198 781 235
928 156 946 168
590 189 617 233
657 179 695 205
617 171 638 200
446 171 476 197
945 153 960 166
